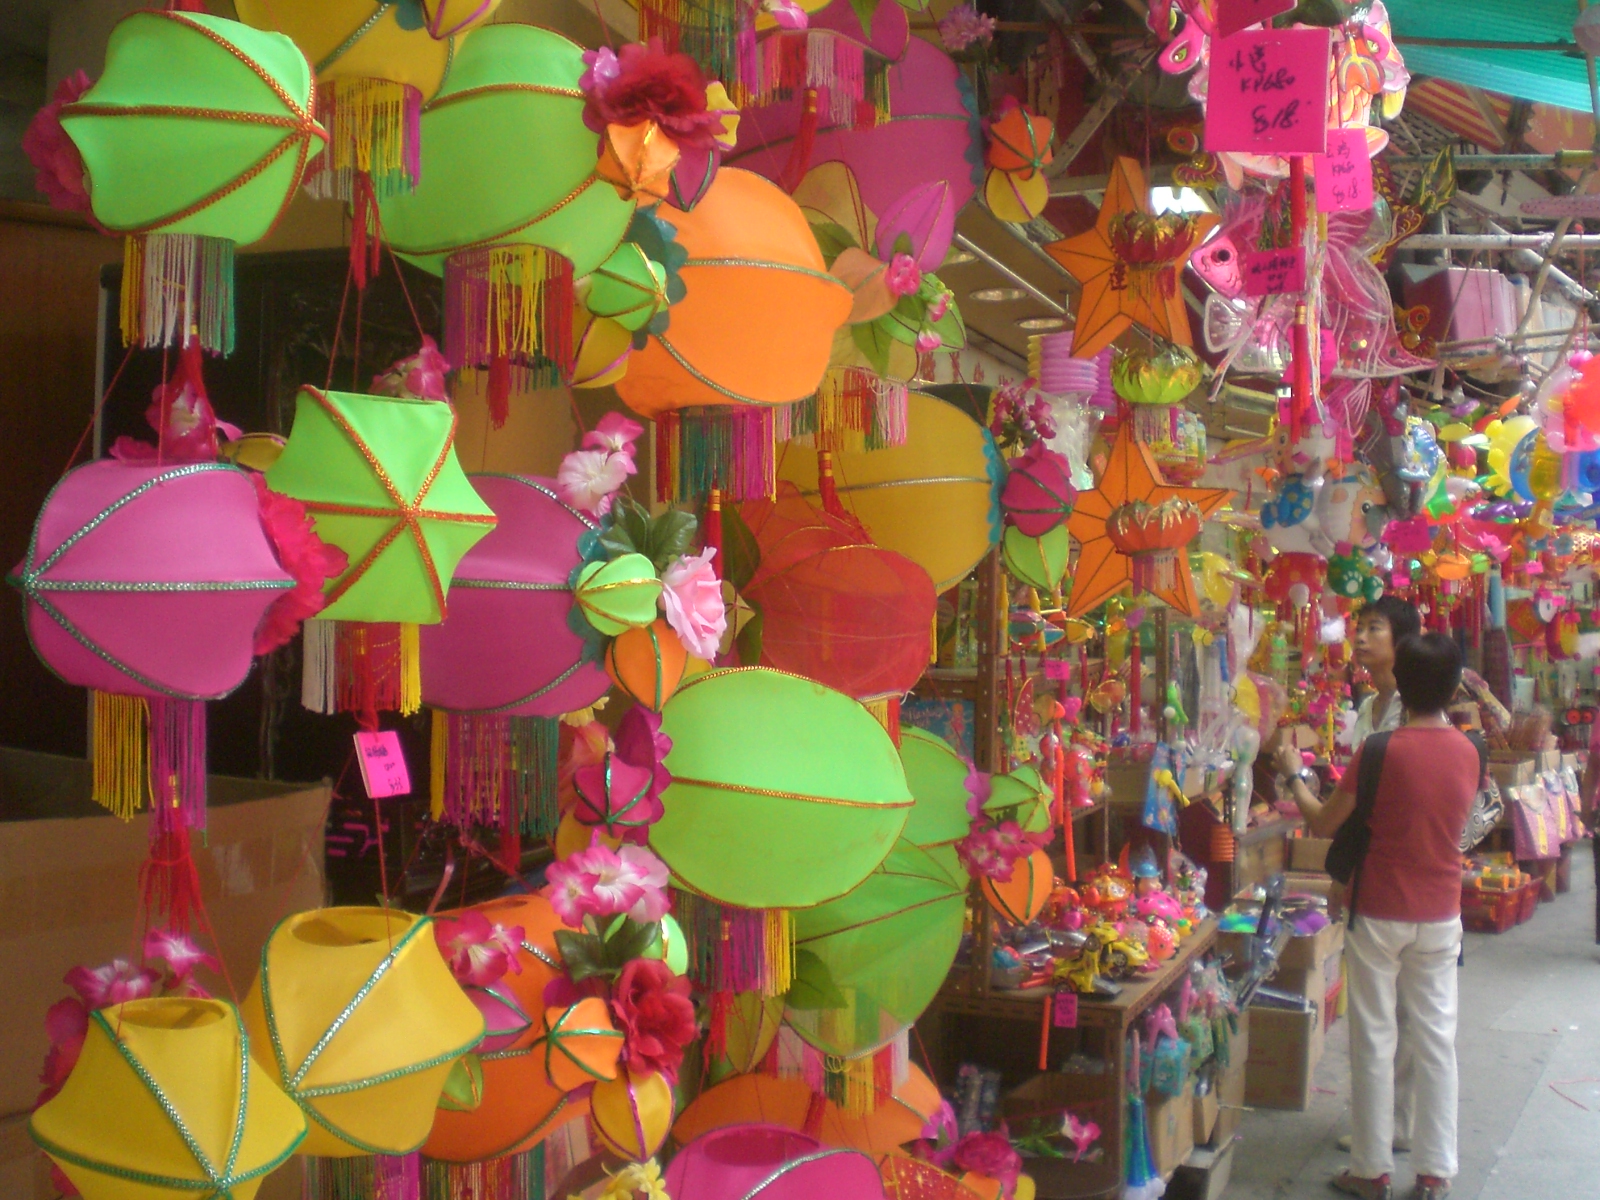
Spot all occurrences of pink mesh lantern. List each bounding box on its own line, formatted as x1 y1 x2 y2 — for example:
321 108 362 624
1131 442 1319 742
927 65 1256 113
420 474 611 856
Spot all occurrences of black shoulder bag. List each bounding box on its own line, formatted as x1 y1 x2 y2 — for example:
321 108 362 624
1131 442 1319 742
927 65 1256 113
1325 731 1393 927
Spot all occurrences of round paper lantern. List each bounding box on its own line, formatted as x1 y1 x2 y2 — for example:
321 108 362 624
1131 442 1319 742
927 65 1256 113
11 460 291 700
605 618 690 711
778 391 1003 592
538 998 625 1091
61 10 325 354
655 668 913 909
425 893 588 1163
739 484 938 701
1002 525 1070 593
1001 444 1077 536
590 1068 674 1162
240 908 486 1157
784 841 966 1058
1111 346 1202 407
615 169 854 416
573 553 663 636
31 999 305 1200
379 24 637 382
898 728 976 850
980 847 1053 924
666 1125 824 1200
264 386 497 625
984 766 1053 833
421 474 610 716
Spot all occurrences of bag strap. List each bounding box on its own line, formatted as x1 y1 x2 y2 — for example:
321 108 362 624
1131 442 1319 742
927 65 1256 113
1347 731 1392 929
1468 730 1488 788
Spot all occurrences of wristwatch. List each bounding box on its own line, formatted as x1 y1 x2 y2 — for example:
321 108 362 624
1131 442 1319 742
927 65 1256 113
1281 765 1316 787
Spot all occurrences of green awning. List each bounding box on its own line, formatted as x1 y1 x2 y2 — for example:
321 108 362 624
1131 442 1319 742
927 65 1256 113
1388 0 1594 112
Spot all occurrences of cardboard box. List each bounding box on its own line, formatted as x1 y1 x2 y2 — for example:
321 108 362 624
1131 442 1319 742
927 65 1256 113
1169 1140 1235 1200
1211 1011 1249 1147
1245 1004 1319 1110
1193 1084 1219 1146
1274 924 1345 998
1147 1081 1196 1178
1289 836 1332 874
1490 758 1534 790
1217 914 1343 976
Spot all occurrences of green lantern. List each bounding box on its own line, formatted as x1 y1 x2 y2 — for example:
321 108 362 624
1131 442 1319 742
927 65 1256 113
784 840 966 1059
898 728 975 850
379 23 636 398
1003 524 1071 592
61 10 325 355
264 387 496 625
573 555 663 637
585 243 670 333
655 668 913 909
984 765 1052 833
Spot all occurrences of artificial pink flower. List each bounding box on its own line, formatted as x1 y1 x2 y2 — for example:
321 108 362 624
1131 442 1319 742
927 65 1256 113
950 1129 1021 1199
64 959 159 1010
1063 1113 1100 1162
937 4 996 52
660 547 727 659
963 764 992 819
142 928 220 986
927 291 952 322
583 412 645 460
617 843 672 923
543 834 648 927
884 253 923 298
434 911 525 987
372 335 450 402
22 70 93 214
557 447 635 517
253 476 349 654
560 720 615 816
579 46 622 97
614 706 672 842
610 958 697 1082
915 330 943 354
763 0 809 29
36 998 88 1106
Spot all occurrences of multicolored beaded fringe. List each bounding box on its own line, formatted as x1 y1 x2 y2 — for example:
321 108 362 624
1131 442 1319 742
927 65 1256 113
749 32 892 127
429 710 561 838
304 1152 421 1200
301 620 422 717
638 0 755 106
304 78 423 201
445 246 575 378
654 406 776 504
777 369 908 453
764 1027 905 1116
674 888 794 996
422 1144 546 1200
120 233 235 355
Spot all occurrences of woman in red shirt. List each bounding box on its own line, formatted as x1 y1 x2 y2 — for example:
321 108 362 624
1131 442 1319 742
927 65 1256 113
1275 633 1477 1200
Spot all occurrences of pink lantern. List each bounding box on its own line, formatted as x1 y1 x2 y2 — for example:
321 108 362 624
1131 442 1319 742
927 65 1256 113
729 34 979 219
420 474 612 854
665 1125 824 1200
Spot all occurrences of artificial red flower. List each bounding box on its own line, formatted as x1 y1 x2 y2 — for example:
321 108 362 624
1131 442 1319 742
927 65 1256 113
610 958 697 1082
36 998 88 1107
22 71 93 214
582 39 725 151
253 476 349 654
950 1129 1022 1199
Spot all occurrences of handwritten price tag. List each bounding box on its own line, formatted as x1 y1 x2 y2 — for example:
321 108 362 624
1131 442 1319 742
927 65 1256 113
1215 0 1296 39
355 731 411 799
1313 127 1374 212
1242 246 1305 296
1052 987 1079 1028
1204 28 1331 156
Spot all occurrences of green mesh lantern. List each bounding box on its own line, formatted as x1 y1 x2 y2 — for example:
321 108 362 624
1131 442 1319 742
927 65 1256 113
61 10 325 355
264 387 496 626
379 23 636 407
655 668 912 909
898 728 975 850
784 840 966 1059
1003 525 1071 592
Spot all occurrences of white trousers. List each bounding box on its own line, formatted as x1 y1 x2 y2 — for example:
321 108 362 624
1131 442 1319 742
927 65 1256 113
1345 916 1461 1180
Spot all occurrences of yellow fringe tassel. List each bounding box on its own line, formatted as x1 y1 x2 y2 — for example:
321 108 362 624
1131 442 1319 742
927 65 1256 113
489 244 555 361
863 697 892 730
829 1053 880 1116
310 77 416 196
399 622 421 716
92 691 148 819
766 907 795 996
119 236 143 350
430 708 448 821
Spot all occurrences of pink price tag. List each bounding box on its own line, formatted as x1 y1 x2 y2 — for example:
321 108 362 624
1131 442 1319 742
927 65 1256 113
1053 988 1078 1028
1313 127 1374 213
1215 0 1296 39
1204 28 1331 156
355 731 411 799
1241 246 1306 297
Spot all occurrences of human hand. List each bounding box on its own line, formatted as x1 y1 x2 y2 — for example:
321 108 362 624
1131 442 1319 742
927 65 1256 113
1273 742 1304 779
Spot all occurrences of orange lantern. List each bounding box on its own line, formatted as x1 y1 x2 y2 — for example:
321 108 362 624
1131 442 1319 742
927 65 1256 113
1104 498 1203 597
605 618 689 711
590 1067 674 1162
537 998 625 1091
980 847 1053 925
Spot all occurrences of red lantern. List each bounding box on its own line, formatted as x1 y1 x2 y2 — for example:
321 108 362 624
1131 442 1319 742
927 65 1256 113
1104 498 1200 594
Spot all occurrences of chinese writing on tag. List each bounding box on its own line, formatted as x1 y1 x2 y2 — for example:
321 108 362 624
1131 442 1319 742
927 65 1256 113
354 730 411 799
1242 246 1306 297
1313 127 1375 213
1204 27 1331 156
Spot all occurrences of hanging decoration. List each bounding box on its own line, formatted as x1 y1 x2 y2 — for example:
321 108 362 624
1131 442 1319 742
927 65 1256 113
983 99 1053 223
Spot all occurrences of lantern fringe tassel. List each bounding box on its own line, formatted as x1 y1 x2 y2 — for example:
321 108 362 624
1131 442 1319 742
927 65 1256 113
422 1145 546 1200
654 406 776 504
304 1152 422 1200
1129 550 1179 596
429 709 560 839
861 696 901 744
446 245 575 428
674 888 794 996
777 369 908 452
762 1028 901 1117
301 620 422 718
750 32 891 128
92 691 147 819
120 233 235 356
305 78 422 202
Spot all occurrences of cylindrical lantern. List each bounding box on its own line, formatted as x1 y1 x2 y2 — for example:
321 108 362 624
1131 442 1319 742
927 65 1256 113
589 1068 674 1163
655 668 913 909
240 908 486 1157
61 10 325 354
31 998 306 1200
605 619 690 711
980 846 1053 924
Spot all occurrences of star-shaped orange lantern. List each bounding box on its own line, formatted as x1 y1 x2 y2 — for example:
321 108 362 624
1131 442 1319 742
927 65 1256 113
1067 423 1233 618
1046 157 1217 358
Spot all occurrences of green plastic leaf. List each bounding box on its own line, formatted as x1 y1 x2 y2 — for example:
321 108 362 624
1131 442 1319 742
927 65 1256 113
601 916 663 968
929 298 967 349
787 947 848 1010
854 320 896 375
893 232 913 258
554 928 609 982
720 502 762 591
597 498 650 560
880 298 924 347
646 508 699 573
735 606 764 667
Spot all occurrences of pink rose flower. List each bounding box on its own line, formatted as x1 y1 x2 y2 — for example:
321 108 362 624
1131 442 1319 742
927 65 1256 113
660 547 727 659
884 253 923 298
951 1129 1021 1199
557 447 636 517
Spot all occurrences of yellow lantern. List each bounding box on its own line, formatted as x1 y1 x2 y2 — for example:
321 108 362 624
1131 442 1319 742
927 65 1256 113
590 1068 674 1163
31 998 305 1200
240 907 485 1157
